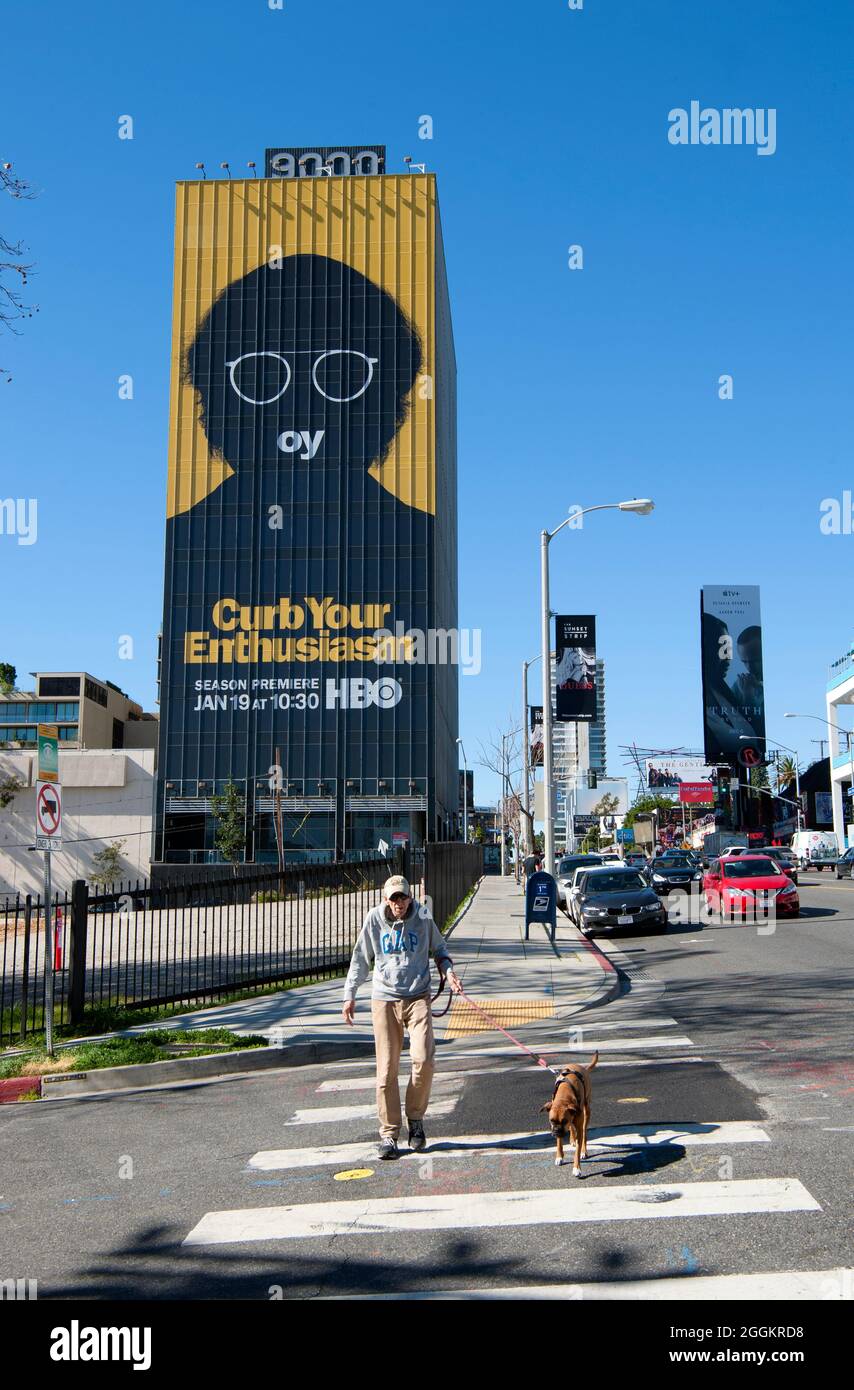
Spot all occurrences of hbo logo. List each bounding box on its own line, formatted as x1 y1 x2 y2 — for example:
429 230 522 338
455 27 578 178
325 678 402 710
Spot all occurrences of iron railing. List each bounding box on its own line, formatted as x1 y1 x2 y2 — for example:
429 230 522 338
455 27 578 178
0 844 483 1045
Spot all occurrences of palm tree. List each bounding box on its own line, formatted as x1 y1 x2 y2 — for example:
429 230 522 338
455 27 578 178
777 755 798 791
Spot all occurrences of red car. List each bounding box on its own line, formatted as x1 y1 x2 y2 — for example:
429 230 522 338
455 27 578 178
703 854 800 920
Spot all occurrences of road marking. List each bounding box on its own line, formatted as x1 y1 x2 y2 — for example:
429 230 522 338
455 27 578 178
284 1095 461 1125
183 1178 820 1246
556 1036 694 1051
317 1069 496 1093
248 1122 772 1171
322 1268 854 1301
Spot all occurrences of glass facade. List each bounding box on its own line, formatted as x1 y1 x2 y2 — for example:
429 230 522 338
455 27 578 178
0 702 79 722
0 725 78 743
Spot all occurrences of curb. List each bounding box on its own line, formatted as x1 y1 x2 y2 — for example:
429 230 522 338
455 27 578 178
0 1075 42 1104
36 1038 377 1101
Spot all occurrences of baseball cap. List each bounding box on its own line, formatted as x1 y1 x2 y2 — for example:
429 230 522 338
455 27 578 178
384 875 411 898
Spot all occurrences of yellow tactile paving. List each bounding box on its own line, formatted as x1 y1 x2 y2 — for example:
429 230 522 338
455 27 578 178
443 998 555 1038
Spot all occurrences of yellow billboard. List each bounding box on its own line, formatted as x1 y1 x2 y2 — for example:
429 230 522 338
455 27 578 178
166 174 436 519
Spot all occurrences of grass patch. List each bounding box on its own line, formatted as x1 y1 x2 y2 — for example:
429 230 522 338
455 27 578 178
442 883 479 933
0 1028 266 1078
1 968 349 1055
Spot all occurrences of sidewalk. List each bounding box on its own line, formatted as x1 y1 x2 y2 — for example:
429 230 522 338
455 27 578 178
117 875 618 1051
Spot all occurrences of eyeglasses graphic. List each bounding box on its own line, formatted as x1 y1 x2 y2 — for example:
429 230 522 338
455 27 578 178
225 349 378 405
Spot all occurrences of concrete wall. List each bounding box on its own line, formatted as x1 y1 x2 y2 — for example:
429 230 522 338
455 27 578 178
0 748 154 897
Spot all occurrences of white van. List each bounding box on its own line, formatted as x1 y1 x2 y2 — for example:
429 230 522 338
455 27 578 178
790 830 839 870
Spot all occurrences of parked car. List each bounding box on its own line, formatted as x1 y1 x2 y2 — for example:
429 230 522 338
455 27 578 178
573 866 668 937
564 864 600 923
555 853 603 908
703 855 800 920
649 855 703 895
760 847 799 884
835 846 854 880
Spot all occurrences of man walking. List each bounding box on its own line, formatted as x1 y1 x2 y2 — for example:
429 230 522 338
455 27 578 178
342 874 463 1160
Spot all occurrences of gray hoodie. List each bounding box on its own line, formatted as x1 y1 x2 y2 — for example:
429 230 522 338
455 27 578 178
344 899 453 1003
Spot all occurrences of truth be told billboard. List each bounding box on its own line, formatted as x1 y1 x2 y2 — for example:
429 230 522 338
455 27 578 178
700 585 766 766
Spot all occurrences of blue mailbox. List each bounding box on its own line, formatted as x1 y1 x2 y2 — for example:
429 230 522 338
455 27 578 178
525 870 557 942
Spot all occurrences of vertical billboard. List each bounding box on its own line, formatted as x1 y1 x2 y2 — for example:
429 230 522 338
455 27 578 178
700 586 766 765
555 616 596 721
529 706 544 767
157 172 456 860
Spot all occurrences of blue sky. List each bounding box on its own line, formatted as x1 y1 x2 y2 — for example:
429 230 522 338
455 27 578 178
2 0 853 805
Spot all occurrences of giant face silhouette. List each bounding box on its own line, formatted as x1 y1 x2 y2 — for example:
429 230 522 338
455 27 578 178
186 254 423 490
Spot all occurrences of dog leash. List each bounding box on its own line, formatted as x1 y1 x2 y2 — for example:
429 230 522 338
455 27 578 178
446 988 563 1077
430 972 454 1019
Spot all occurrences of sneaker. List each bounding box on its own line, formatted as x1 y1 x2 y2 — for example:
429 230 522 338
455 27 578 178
408 1120 426 1152
376 1137 399 1161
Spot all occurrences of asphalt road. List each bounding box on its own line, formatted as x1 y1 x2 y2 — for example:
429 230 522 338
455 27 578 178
1 871 851 1300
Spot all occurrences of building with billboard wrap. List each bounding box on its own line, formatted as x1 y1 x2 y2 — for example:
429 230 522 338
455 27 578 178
155 150 458 863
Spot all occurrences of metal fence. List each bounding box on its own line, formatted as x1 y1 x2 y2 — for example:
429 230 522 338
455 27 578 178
0 844 483 1045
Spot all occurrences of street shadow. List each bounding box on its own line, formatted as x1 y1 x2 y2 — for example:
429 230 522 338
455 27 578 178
44 1217 721 1299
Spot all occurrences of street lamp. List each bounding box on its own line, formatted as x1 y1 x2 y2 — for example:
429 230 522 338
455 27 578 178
785 711 854 844
739 734 803 830
456 737 468 843
540 499 654 875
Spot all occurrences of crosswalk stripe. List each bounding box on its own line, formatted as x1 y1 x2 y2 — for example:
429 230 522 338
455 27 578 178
317 1070 491 1094
248 1121 771 1171
322 1268 854 1301
284 1095 460 1125
557 1036 694 1050
183 1178 820 1245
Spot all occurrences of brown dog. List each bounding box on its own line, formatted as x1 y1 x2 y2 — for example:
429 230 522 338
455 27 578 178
540 1053 599 1175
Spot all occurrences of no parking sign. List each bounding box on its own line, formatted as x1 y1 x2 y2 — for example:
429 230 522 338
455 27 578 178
35 780 63 851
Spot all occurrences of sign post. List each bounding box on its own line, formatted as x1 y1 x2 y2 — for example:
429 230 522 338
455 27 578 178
36 725 61 1056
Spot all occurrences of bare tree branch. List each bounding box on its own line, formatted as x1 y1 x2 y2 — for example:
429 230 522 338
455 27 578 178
1 162 39 380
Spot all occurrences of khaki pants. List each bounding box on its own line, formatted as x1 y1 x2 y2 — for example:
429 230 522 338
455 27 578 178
371 994 435 1139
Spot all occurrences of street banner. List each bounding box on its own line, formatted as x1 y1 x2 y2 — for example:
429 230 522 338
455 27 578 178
530 706 544 767
700 585 766 765
555 615 596 722
679 782 715 805
37 724 59 783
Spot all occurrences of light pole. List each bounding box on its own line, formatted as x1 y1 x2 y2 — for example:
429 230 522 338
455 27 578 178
739 734 803 830
521 654 541 858
540 499 654 875
785 711 854 844
456 737 468 843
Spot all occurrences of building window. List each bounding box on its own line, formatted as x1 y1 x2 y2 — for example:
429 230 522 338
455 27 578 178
112 718 124 750
58 726 78 741
84 678 108 708
38 677 82 698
